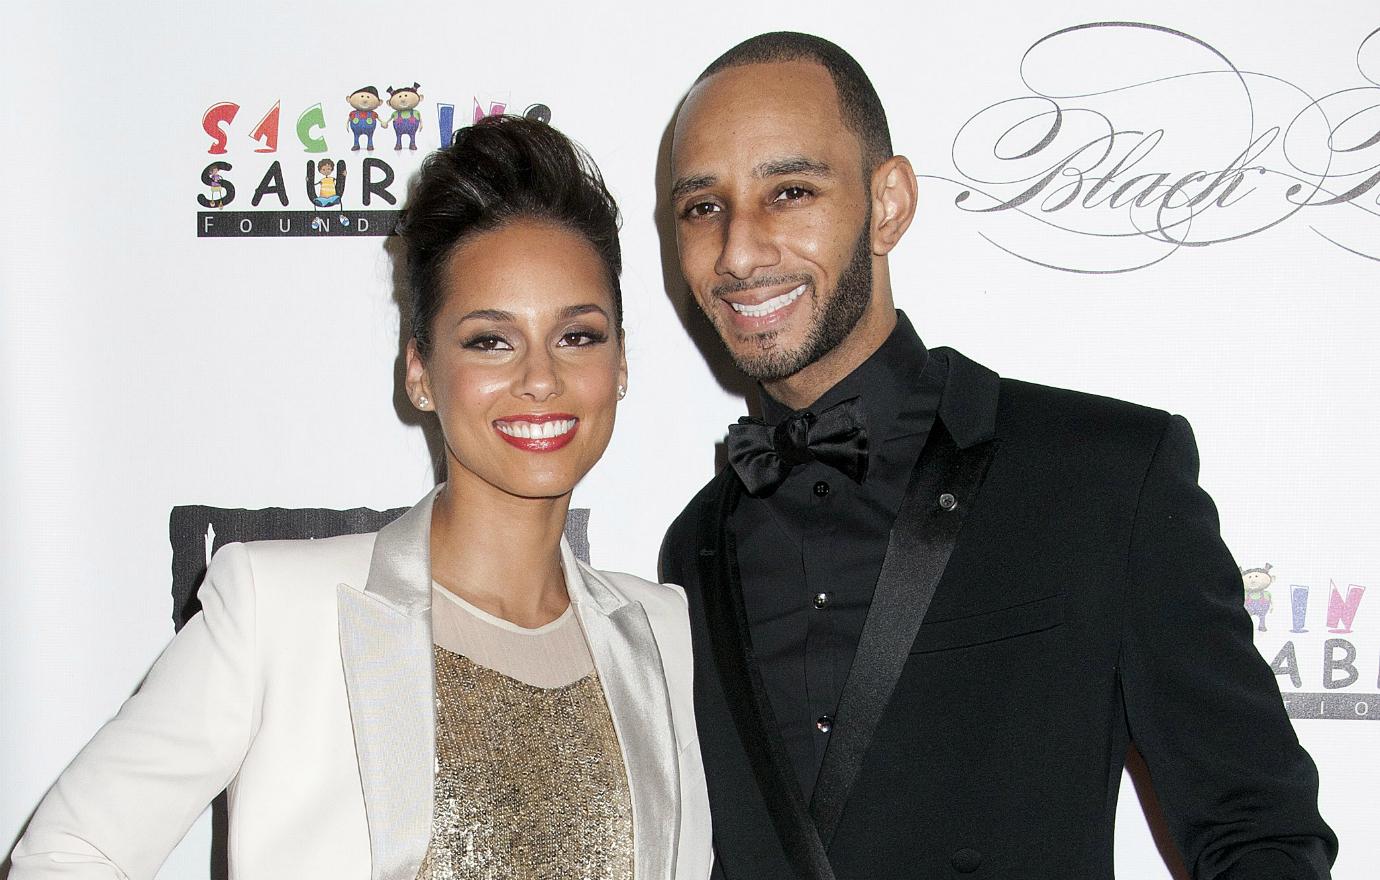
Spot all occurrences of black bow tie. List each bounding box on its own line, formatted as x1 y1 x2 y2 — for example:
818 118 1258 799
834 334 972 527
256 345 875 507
727 397 870 496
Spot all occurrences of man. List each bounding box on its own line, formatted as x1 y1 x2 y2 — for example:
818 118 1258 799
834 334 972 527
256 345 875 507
660 32 1336 880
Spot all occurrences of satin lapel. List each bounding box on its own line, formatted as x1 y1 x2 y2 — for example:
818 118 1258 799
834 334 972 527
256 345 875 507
337 490 437 880
566 543 681 880
810 424 998 847
699 476 836 880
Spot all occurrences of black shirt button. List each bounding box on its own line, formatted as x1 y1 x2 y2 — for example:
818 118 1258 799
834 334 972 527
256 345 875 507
812 592 831 609
815 715 834 734
813 480 830 497
938 492 957 510
951 848 982 873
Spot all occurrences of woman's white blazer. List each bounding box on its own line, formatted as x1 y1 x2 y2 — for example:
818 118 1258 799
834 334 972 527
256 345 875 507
11 488 712 880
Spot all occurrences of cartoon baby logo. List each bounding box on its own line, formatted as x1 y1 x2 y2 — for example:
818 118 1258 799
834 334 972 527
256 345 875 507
384 83 423 151
346 86 383 152
1242 564 1275 632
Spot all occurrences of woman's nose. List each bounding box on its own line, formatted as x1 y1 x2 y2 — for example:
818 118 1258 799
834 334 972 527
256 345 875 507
517 348 561 401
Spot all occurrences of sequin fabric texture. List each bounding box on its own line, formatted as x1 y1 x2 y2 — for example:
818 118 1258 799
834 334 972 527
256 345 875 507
416 645 635 880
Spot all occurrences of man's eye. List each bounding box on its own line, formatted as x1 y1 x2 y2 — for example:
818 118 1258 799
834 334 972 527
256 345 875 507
463 334 511 351
775 186 812 202
682 201 720 219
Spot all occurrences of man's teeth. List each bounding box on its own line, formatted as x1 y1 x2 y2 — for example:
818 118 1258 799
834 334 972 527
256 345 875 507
729 284 806 318
496 419 577 440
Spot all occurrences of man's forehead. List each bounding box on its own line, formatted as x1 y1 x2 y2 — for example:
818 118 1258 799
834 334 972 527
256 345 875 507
672 60 854 171
679 61 839 126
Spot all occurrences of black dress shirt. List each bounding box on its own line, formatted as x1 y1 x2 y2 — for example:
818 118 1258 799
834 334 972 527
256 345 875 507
730 310 946 801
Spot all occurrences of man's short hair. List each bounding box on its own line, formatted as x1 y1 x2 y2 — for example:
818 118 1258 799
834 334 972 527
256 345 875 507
696 31 893 172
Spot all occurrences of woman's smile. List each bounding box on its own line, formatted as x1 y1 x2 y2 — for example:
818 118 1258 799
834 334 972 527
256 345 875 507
494 414 580 451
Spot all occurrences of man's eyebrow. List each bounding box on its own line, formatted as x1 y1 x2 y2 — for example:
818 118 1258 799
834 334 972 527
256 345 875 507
755 157 833 178
670 174 716 202
669 157 833 202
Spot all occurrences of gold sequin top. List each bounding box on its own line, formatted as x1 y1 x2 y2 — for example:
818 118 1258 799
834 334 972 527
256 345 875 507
417 586 635 880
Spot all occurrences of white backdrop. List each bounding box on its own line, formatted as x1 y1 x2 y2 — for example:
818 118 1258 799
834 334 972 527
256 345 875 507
3 2 1377 877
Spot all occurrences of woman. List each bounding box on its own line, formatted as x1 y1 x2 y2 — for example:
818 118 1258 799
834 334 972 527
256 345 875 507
12 117 711 880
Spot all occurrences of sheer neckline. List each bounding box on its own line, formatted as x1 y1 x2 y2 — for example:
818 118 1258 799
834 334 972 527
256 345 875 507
431 582 574 635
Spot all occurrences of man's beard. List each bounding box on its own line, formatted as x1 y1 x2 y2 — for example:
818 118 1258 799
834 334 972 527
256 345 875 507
722 218 873 382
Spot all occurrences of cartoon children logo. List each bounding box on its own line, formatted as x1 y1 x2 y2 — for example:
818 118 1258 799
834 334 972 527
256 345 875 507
384 83 423 151
312 159 341 207
207 166 226 209
1242 564 1275 632
308 158 350 232
346 86 383 152
199 82 552 237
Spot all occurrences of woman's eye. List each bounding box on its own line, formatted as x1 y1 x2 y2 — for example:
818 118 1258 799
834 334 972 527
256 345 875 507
559 330 608 347
463 334 511 351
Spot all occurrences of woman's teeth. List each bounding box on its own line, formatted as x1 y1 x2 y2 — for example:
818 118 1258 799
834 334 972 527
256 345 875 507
729 284 806 318
495 419 577 439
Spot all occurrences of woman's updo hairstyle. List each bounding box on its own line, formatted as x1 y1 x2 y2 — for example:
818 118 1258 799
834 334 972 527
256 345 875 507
396 115 623 359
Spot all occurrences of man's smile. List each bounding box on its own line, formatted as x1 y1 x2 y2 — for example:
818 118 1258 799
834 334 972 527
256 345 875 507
728 283 807 318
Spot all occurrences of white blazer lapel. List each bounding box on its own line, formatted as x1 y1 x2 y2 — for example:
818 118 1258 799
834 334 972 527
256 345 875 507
564 540 682 879
338 489 438 880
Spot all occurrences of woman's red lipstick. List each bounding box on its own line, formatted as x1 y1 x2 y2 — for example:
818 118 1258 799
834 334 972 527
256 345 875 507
493 413 579 452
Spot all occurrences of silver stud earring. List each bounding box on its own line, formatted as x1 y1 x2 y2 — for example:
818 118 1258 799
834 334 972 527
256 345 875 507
617 386 626 400
417 396 430 409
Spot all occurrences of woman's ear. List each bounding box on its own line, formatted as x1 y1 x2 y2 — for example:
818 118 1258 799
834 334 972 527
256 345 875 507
404 338 434 411
870 155 919 256
617 328 629 400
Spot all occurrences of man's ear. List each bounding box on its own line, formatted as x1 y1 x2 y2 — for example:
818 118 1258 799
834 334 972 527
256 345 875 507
404 338 434 411
870 155 918 256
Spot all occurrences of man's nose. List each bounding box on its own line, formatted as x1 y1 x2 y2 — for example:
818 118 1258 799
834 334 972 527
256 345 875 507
714 211 779 280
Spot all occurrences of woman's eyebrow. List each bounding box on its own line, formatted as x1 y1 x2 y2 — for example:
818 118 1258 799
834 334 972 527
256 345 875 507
561 304 609 319
457 308 516 324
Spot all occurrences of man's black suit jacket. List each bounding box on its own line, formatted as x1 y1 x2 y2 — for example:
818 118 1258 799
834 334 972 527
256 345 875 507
661 348 1336 880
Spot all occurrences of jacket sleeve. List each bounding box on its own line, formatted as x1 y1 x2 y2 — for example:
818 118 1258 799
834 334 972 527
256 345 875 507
1120 415 1337 880
10 543 261 880
659 510 691 588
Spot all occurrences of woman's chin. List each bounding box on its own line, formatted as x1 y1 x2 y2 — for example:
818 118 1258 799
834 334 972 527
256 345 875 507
510 481 580 501
445 443 604 502
478 469 585 502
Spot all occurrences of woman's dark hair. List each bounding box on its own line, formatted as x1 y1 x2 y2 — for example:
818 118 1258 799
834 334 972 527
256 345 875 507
395 115 623 358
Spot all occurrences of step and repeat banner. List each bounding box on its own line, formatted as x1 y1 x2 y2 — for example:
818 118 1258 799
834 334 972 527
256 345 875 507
2 1 1376 877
